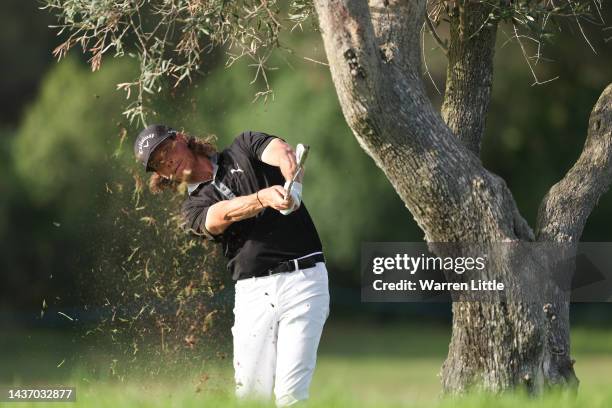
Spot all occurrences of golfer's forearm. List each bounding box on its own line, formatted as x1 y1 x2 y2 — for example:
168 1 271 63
271 143 303 183
205 193 264 234
223 193 265 221
261 138 297 181
278 152 297 182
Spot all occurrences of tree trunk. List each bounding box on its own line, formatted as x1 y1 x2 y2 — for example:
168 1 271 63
313 0 611 393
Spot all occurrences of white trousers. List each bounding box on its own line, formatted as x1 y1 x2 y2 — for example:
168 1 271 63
232 260 330 407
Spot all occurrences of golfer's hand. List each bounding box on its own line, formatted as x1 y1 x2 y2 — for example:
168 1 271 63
279 147 298 182
258 186 294 211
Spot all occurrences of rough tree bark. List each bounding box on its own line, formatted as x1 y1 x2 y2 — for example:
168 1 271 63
534 85 612 387
441 1 497 154
312 0 612 393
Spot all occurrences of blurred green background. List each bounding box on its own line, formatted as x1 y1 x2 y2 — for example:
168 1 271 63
0 1 611 406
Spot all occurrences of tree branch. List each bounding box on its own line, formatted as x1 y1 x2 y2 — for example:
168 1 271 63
536 83 612 242
440 1 498 155
425 12 448 55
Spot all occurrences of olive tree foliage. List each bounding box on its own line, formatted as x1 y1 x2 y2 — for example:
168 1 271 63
44 0 611 394
43 0 600 125
43 0 315 124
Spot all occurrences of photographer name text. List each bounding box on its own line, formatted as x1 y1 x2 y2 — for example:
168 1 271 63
372 279 504 291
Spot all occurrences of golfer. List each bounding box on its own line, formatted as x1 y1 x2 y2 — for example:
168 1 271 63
134 124 330 406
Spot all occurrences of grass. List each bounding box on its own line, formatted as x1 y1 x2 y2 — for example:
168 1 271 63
1 320 611 407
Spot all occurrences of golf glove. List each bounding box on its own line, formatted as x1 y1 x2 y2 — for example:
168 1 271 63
280 180 302 215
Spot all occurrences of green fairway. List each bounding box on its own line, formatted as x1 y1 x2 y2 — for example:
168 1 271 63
1 321 611 407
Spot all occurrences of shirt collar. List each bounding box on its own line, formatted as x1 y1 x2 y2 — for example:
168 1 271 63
187 152 219 196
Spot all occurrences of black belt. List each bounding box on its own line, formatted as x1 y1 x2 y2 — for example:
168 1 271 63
252 253 325 279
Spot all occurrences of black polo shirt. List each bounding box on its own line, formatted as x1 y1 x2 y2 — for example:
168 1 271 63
181 131 323 281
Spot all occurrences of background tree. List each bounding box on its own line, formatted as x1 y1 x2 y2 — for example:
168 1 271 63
42 0 611 393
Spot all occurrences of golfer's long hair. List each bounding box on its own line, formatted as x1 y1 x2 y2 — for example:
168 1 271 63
148 133 217 194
